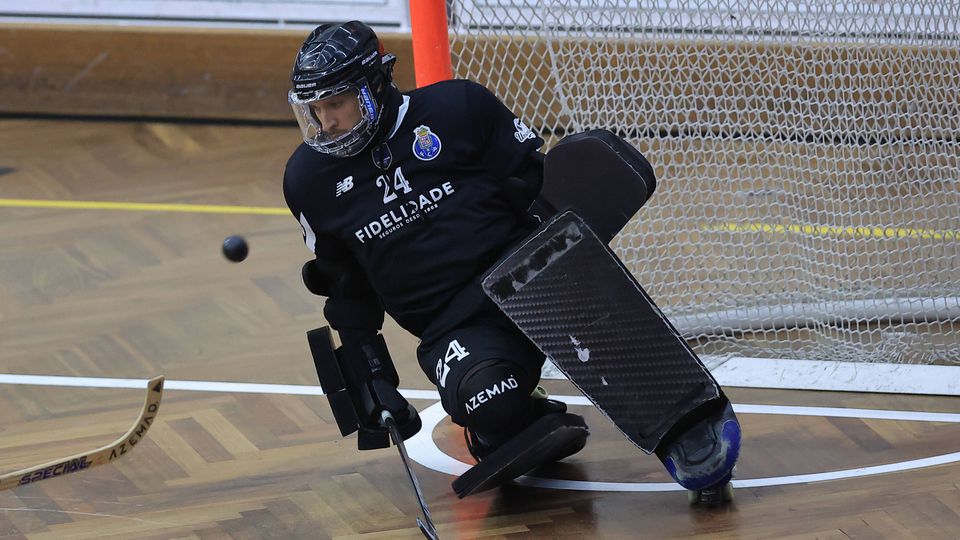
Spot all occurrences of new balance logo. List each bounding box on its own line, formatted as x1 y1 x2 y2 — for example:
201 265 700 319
335 176 354 197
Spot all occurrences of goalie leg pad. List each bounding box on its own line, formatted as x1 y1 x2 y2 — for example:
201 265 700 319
540 129 657 243
481 210 723 453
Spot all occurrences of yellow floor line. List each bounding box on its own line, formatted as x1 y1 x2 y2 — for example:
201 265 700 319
3 199 955 241
704 222 958 241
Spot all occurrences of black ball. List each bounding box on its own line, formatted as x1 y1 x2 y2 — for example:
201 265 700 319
222 235 249 262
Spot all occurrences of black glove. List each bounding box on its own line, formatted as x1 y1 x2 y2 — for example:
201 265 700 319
502 151 545 224
302 259 385 336
503 175 541 216
307 326 421 451
338 334 421 449
302 259 334 297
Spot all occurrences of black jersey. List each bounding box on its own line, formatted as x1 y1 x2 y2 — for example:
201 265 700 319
283 79 544 336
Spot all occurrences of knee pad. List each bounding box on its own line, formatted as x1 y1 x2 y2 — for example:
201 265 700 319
449 359 536 437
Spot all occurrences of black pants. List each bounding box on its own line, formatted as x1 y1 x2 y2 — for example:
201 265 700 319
416 283 545 436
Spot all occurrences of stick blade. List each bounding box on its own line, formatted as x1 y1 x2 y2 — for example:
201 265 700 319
0 374 165 491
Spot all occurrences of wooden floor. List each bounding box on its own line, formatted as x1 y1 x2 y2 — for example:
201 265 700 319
1 118 959 539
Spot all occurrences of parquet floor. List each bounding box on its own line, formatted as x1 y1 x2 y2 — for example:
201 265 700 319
1 118 959 539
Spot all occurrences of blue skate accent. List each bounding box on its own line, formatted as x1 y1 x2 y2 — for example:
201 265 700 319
661 406 741 491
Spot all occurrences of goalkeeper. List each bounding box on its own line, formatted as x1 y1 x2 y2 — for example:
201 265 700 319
282 20 588 493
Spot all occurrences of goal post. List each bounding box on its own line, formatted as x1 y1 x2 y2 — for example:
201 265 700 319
409 0 453 87
411 1 960 366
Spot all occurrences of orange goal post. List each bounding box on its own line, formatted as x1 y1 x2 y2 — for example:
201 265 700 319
409 0 453 87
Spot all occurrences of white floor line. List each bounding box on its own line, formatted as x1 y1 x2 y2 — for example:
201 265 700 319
2 373 958 492
541 357 960 396
0 373 445 401
6 357 959 399
406 398 960 492
0 374 325 395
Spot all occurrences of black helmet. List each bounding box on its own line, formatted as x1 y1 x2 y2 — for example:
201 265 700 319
289 21 397 157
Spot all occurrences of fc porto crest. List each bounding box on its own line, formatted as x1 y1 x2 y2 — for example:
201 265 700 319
412 125 442 161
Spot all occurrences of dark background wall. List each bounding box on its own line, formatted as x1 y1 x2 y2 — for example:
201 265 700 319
0 25 415 121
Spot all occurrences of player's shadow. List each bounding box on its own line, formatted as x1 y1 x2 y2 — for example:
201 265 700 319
484 462 598 528
528 460 591 481
492 461 591 504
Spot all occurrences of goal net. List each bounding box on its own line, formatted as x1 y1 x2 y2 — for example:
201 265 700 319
446 0 960 365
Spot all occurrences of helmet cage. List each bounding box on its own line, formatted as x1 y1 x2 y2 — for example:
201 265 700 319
289 53 395 157
289 82 380 157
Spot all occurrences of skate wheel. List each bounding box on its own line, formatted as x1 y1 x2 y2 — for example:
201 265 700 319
722 482 734 501
687 483 733 506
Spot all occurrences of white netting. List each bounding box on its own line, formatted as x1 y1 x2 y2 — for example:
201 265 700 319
448 0 960 364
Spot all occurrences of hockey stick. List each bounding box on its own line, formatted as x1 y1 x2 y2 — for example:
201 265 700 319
381 410 440 540
0 375 164 490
